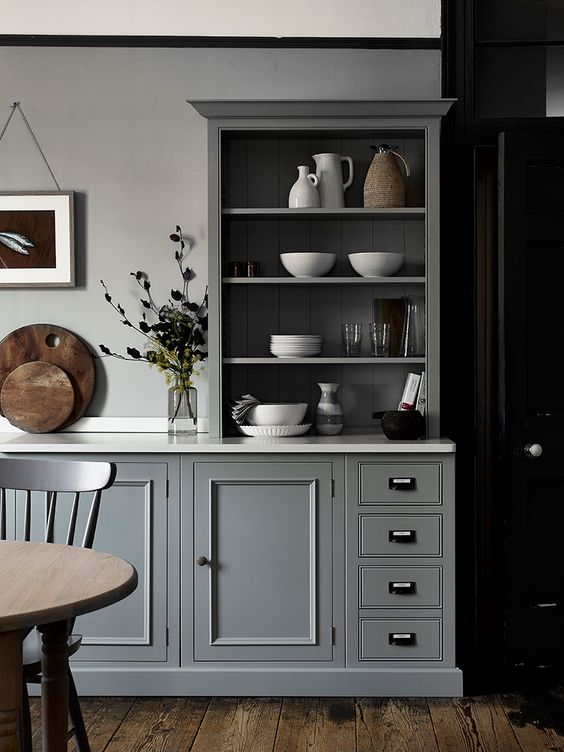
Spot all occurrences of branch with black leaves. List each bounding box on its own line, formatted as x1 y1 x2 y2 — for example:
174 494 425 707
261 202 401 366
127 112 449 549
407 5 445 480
99 226 208 391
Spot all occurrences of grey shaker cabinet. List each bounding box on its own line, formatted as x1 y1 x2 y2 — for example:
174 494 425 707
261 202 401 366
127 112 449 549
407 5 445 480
2 453 176 666
69 457 177 665
1 443 460 694
188 457 340 662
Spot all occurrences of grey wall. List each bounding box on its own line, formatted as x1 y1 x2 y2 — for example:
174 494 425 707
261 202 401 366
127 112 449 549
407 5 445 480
0 47 440 419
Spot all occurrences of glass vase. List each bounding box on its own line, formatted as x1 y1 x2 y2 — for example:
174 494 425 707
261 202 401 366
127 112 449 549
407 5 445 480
400 295 425 357
315 382 343 435
168 385 197 435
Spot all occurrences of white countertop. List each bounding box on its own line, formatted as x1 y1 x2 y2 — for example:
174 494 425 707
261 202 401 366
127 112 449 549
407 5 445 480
0 432 455 454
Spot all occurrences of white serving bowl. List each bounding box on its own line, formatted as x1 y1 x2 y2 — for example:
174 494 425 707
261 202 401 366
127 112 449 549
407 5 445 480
280 252 336 278
246 403 308 426
347 252 404 277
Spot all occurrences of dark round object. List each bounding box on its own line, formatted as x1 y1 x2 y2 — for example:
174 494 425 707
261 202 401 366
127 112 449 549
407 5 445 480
381 410 425 440
0 324 95 430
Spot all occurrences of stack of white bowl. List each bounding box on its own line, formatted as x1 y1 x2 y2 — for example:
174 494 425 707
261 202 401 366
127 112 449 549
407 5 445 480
270 335 322 358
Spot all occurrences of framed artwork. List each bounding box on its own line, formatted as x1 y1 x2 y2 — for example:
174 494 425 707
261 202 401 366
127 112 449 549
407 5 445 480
0 191 75 287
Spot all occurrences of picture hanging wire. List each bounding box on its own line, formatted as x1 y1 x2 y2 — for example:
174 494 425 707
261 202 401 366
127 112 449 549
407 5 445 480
0 102 61 190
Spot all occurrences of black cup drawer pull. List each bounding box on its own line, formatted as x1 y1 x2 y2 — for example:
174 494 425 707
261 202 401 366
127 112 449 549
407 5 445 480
389 581 417 594
389 632 416 646
389 477 416 491
388 529 416 543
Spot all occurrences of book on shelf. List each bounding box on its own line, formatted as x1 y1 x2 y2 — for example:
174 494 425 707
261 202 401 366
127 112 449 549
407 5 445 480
415 371 426 415
398 372 425 411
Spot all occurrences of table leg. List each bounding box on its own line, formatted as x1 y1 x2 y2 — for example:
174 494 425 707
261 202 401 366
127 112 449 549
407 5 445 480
38 621 68 752
0 629 22 752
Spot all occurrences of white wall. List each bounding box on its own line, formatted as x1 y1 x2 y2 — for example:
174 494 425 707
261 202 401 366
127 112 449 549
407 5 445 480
2 0 440 38
0 47 441 420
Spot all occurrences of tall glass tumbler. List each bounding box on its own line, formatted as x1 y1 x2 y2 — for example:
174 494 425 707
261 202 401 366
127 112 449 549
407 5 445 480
370 322 390 357
342 323 363 356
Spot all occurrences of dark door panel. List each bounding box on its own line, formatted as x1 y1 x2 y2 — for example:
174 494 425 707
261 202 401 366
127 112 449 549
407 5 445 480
524 243 564 418
499 132 564 666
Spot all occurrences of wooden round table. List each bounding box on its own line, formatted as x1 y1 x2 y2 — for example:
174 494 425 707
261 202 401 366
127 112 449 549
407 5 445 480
0 540 137 752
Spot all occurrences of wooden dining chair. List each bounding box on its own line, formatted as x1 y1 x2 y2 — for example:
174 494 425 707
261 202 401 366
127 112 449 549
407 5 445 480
0 456 118 752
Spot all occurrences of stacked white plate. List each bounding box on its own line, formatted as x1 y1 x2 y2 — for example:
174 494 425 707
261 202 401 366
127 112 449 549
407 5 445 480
270 335 322 358
238 424 312 437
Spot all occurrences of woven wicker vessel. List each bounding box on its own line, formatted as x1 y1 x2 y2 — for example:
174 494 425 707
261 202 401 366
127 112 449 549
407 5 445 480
364 144 410 208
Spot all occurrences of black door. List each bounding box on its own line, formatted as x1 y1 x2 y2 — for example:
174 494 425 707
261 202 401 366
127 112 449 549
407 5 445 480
499 133 564 666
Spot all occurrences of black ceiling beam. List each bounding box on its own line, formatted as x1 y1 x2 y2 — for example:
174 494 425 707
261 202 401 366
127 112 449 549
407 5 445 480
0 35 441 49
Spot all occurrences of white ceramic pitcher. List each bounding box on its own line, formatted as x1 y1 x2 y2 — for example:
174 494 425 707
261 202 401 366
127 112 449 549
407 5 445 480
313 153 354 208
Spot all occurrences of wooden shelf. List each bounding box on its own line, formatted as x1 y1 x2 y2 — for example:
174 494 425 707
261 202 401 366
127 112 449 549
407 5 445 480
222 207 426 219
224 357 426 365
223 276 425 285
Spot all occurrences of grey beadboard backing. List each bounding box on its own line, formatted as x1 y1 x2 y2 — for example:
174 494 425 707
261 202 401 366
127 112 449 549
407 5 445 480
223 132 425 209
221 362 424 436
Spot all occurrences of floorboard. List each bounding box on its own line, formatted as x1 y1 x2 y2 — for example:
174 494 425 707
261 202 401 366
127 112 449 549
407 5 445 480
70 697 136 752
273 698 356 752
428 696 522 752
103 697 209 752
499 689 564 752
356 698 439 752
26 688 564 751
191 697 281 752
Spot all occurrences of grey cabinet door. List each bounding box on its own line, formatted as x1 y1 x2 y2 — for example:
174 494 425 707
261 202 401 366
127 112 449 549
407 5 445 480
194 461 334 661
72 461 169 663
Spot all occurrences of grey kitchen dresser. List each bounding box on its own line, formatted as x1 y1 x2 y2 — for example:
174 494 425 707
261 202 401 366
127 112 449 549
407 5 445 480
0 433 461 696
0 98 461 696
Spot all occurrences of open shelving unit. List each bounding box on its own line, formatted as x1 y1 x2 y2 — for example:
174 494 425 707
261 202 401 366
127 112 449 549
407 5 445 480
190 100 452 438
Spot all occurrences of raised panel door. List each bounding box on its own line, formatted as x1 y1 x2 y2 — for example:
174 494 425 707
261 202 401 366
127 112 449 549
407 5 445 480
193 460 334 661
72 461 169 663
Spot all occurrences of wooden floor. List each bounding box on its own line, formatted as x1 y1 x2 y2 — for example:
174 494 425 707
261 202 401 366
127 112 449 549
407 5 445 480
30 688 564 751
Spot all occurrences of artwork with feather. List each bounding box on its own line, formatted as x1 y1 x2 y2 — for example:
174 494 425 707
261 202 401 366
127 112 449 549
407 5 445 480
0 192 74 287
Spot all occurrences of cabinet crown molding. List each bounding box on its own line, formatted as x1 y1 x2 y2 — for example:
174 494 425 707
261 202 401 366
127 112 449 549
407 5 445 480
188 99 456 119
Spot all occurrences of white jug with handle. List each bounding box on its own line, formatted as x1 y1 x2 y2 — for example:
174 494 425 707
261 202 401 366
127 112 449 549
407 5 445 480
313 153 354 208
288 165 320 208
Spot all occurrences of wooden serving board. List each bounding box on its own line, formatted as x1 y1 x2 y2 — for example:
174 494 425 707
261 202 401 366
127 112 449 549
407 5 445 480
0 324 95 429
0 361 75 433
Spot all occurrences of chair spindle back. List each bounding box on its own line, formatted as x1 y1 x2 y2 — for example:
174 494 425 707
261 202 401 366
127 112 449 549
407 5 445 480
0 458 116 549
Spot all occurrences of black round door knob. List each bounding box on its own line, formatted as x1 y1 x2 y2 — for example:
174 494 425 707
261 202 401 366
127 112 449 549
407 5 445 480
196 555 209 566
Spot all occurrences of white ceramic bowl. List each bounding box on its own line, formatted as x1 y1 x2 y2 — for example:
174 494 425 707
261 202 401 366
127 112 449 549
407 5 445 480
280 252 336 278
246 403 308 426
347 252 404 277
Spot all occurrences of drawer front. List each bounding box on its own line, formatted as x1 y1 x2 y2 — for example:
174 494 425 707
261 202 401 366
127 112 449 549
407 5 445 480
359 463 441 505
359 514 442 557
359 618 442 661
360 566 442 608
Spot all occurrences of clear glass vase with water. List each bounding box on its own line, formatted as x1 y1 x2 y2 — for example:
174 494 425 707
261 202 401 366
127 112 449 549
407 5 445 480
168 384 197 435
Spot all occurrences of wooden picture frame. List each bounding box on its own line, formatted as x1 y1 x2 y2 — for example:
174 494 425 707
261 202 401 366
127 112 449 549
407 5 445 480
0 191 75 287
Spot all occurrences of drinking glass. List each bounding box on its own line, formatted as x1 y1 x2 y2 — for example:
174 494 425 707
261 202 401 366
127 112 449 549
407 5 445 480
370 322 390 357
342 323 363 357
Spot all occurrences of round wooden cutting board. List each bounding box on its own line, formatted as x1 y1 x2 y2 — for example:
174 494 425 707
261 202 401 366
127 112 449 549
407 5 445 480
0 324 95 430
0 361 75 433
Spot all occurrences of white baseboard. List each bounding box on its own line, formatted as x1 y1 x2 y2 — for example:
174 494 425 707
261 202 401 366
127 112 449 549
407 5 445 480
0 416 208 433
